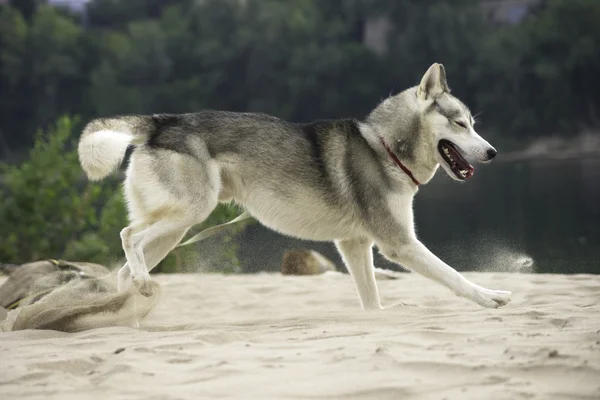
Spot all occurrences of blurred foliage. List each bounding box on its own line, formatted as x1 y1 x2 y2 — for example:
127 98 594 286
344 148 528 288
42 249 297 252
0 116 245 272
0 116 123 264
0 0 598 270
0 0 598 158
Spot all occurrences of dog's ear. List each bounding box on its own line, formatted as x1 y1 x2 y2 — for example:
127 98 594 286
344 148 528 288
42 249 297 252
438 64 450 92
417 63 449 100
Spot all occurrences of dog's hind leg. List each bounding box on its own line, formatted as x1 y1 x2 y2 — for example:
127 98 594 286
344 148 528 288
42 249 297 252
117 228 188 291
120 220 192 296
336 238 382 310
118 147 221 296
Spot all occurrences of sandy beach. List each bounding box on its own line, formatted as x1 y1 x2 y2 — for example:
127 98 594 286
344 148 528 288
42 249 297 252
1 271 599 399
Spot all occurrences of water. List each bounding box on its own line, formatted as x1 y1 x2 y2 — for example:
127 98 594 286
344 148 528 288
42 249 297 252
233 157 600 274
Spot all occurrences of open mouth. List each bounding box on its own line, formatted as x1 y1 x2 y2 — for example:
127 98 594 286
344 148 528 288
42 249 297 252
438 139 474 180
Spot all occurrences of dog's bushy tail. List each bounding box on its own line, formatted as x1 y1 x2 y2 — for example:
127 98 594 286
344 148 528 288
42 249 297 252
78 115 151 181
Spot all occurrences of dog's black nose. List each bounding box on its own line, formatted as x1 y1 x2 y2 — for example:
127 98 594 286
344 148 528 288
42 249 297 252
487 148 497 160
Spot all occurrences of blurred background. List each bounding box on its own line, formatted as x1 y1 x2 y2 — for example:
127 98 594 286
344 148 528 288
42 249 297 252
0 0 598 275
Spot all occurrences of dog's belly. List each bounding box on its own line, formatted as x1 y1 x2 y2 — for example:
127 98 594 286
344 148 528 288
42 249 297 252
238 191 361 241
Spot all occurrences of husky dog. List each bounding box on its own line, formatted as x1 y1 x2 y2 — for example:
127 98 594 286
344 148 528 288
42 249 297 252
78 63 511 309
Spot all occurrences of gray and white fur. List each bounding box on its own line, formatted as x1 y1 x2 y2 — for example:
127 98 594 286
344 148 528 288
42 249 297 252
78 63 510 310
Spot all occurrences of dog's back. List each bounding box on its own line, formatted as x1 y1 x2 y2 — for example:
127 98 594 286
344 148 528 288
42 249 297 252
78 110 391 242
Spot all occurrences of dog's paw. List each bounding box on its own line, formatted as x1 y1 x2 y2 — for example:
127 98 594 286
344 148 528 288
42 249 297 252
469 287 512 308
131 275 154 297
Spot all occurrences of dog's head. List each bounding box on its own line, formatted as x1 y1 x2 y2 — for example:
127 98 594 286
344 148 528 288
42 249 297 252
415 63 497 181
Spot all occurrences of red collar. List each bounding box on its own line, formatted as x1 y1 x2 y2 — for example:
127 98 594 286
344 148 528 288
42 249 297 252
379 137 420 186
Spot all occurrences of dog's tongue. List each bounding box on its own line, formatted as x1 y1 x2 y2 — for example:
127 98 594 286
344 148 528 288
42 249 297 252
447 145 474 179
463 164 475 179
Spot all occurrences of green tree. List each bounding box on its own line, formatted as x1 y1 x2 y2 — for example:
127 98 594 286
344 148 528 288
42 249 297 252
0 115 247 272
2 0 599 158
522 0 600 133
0 116 125 264
8 0 42 21
0 5 92 153
472 0 600 137
0 6 28 157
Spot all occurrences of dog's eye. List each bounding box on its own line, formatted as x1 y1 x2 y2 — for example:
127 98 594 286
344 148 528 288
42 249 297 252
454 120 468 129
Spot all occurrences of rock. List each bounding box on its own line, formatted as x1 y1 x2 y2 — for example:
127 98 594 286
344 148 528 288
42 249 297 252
0 260 110 309
281 250 336 275
0 264 20 275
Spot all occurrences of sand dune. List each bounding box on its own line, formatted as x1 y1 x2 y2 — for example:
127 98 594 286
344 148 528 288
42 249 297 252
1 272 599 399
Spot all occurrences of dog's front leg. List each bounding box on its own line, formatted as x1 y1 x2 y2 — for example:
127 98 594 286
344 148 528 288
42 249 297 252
336 238 383 310
378 240 511 308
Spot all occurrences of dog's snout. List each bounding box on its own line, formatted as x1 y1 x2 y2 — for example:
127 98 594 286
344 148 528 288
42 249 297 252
486 148 497 160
